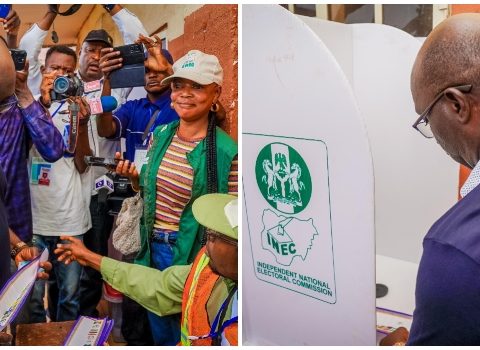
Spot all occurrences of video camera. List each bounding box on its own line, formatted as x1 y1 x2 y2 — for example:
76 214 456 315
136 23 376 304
109 43 146 89
85 156 136 215
51 75 84 101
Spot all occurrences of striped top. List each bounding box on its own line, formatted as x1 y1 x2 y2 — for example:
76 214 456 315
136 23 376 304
154 133 238 232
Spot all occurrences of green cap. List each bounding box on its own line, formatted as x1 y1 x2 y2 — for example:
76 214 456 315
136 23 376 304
192 194 238 240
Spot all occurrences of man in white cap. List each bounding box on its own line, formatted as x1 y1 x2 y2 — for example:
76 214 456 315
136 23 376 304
55 193 238 346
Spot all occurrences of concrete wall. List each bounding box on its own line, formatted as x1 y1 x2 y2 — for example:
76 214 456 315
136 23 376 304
77 4 238 140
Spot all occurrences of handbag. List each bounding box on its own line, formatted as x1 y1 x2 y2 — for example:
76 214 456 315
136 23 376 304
112 192 143 255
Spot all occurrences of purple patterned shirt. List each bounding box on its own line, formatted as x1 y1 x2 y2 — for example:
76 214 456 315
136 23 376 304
0 95 64 241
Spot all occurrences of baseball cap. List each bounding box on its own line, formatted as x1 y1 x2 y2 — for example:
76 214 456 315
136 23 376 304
83 29 113 47
161 50 223 86
192 194 238 240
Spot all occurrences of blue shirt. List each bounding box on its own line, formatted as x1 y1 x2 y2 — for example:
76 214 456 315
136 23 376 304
111 90 179 161
407 180 480 345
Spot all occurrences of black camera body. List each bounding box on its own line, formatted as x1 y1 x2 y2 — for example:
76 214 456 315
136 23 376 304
51 75 84 101
10 49 27 71
106 174 136 215
110 43 146 89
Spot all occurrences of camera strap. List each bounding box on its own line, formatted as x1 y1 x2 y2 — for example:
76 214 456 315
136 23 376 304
49 5 82 16
67 102 80 153
142 109 161 142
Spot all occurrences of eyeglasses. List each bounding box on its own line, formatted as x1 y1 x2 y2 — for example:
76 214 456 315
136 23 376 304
205 229 237 247
412 84 473 138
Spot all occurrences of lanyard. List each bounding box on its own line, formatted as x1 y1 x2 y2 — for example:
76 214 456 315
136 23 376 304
141 107 161 145
51 101 66 119
187 287 238 343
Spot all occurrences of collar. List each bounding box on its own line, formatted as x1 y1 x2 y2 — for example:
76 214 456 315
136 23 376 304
460 161 480 198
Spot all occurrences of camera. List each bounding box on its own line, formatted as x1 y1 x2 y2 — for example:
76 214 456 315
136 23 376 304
51 75 84 101
107 174 136 215
9 49 27 71
109 43 146 89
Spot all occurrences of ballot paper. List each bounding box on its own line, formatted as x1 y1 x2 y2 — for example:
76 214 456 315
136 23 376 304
64 316 114 346
376 307 413 334
0 249 49 331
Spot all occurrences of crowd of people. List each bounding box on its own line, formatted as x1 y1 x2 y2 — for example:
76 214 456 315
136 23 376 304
0 4 237 346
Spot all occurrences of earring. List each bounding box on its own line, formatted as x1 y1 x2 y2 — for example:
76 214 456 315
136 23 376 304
170 101 175 109
210 102 219 112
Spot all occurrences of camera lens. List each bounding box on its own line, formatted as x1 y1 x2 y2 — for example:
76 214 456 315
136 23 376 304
53 76 70 94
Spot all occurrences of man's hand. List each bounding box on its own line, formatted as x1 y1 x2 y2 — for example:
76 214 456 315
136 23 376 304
15 60 34 108
39 70 58 107
55 236 102 270
14 246 52 280
114 151 140 191
136 34 173 76
2 8 20 37
379 327 409 346
99 47 123 79
68 96 91 126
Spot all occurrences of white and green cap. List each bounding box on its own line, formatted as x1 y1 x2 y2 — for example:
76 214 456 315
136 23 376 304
161 50 223 87
192 194 238 240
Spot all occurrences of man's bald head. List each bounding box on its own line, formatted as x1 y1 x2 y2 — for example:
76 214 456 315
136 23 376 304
412 13 480 103
0 36 15 102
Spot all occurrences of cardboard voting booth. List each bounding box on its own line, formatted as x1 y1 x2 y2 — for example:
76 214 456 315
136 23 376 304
243 5 376 345
299 16 458 265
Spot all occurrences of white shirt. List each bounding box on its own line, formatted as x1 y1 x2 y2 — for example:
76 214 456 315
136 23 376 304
460 162 480 198
29 99 91 236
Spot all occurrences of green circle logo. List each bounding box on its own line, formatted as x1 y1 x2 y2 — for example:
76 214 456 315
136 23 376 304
255 142 312 214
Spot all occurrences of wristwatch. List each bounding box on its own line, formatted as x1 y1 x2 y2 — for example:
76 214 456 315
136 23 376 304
103 4 116 13
10 241 28 260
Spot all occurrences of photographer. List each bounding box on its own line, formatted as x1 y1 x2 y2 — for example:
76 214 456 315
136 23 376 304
25 45 93 324
0 35 63 267
97 34 178 164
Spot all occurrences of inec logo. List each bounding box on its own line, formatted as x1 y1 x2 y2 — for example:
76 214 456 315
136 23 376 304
255 143 317 266
255 142 312 214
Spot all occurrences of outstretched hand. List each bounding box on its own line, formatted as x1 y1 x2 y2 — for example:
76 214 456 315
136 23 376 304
99 47 123 79
136 34 173 76
55 236 102 270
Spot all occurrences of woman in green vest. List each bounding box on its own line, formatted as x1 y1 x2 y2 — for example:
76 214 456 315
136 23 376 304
116 49 238 345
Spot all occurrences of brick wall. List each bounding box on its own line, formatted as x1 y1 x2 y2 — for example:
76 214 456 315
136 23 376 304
168 4 238 141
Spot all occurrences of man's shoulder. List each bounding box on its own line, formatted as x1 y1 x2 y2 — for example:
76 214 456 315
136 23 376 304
425 183 480 263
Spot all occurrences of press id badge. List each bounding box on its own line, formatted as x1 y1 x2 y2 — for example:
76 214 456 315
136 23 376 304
134 144 149 170
31 157 52 186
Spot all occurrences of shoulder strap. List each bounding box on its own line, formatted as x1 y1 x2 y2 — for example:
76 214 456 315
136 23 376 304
142 109 161 142
211 286 238 346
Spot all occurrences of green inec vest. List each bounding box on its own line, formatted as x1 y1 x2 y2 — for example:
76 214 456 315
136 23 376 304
135 120 237 267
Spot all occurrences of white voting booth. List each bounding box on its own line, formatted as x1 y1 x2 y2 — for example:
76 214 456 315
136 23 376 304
243 4 458 345
243 5 376 345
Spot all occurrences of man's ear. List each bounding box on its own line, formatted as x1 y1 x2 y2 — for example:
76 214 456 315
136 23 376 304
444 87 470 124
